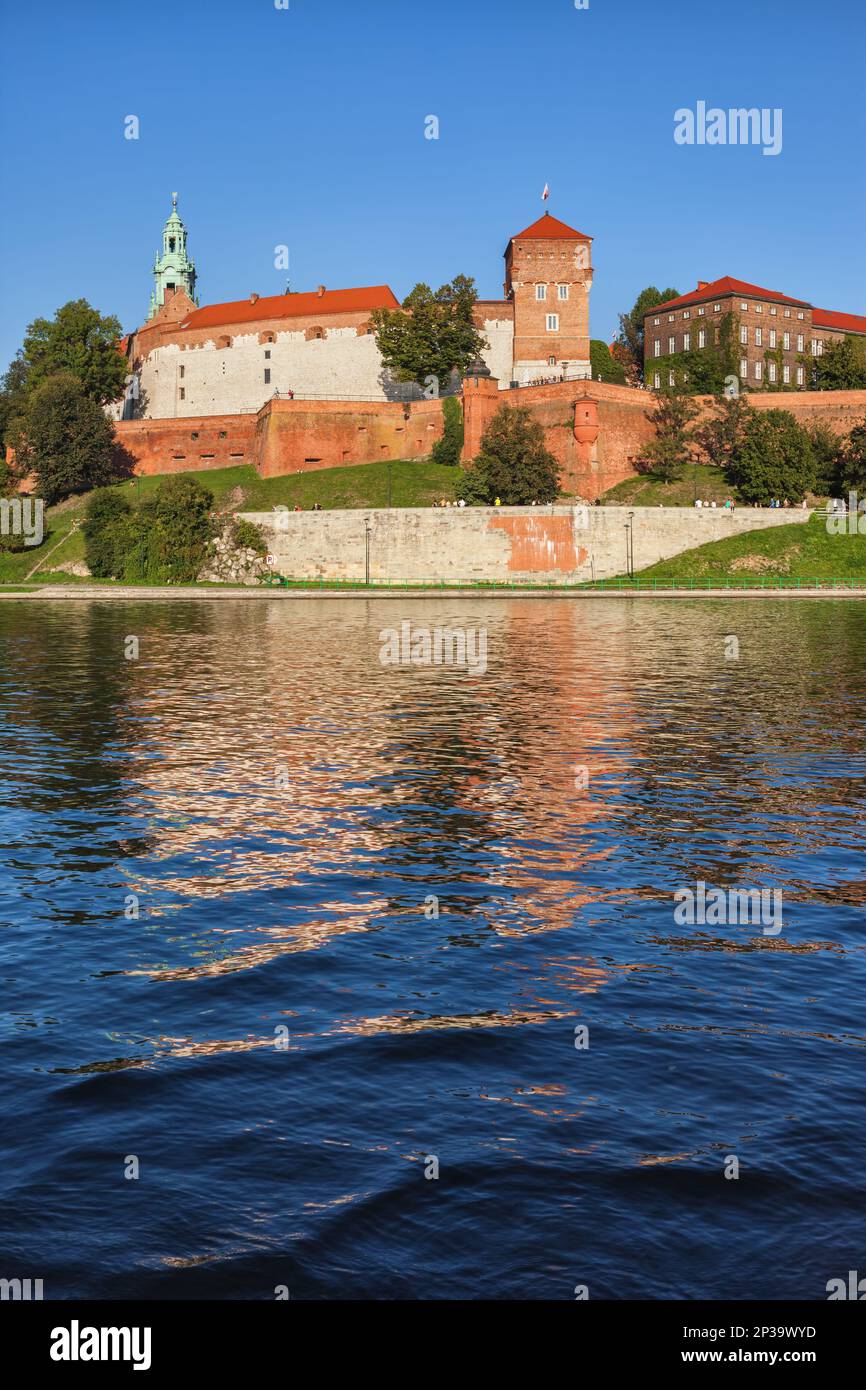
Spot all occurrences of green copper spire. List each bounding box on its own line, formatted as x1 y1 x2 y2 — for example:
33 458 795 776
148 192 198 318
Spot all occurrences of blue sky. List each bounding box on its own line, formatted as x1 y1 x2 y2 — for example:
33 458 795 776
1 0 863 372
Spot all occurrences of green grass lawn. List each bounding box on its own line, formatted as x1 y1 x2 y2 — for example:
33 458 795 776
600 463 740 508
635 512 866 580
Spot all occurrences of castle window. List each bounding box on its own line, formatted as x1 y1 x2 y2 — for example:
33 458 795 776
217 336 232 349
755 328 762 346
697 307 705 315
548 356 556 365
770 307 777 315
654 340 661 357
683 333 690 350
179 365 185 378
740 357 748 376
797 366 805 385
783 332 790 349
768 362 776 382
191 432 199 440
816 340 824 356
536 285 547 301
557 285 569 301
169 237 176 252
545 314 559 332
668 314 674 322
770 329 777 347
668 371 675 385
264 369 271 384
740 326 748 345
783 365 791 384
668 336 675 352
179 388 185 400
653 372 660 388
682 309 690 319
784 309 791 318
714 304 721 312
698 329 706 348
797 311 805 319
755 304 762 314
653 316 660 325
797 334 804 352
811 339 818 354
755 361 763 381
264 349 271 359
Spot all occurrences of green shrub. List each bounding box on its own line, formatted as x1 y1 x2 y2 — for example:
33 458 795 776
82 476 215 583
430 395 464 467
82 489 134 578
231 517 267 554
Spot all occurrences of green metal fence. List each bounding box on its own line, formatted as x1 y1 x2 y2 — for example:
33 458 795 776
262 574 866 593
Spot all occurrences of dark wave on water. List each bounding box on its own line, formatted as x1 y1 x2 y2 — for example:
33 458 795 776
1 597 865 1299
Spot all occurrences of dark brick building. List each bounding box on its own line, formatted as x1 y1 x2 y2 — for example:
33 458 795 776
643 276 866 389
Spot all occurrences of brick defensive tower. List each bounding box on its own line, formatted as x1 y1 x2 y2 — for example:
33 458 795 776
504 212 593 385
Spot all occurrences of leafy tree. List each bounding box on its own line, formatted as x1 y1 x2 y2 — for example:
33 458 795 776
642 382 700 482
813 335 866 392
0 356 29 450
727 408 816 504
617 285 679 381
82 490 134 578
22 299 127 405
805 421 844 496
838 418 866 495
590 339 626 384
693 391 754 474
125 476 216 584
430 395 464 467
462 404 559 504
19 373 120 504
371 276 487 389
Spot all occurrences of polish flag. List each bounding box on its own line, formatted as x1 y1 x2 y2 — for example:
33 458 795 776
542 183 550 201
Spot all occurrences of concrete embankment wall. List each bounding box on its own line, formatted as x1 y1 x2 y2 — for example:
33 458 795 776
238 505 811 584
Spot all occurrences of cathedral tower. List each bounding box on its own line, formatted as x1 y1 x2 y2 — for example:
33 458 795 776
149 193 197 318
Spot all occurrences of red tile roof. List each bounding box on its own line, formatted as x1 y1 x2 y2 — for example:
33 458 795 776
179 285 400 330
646 277 810 317
511 212 592 242
812 307 866 336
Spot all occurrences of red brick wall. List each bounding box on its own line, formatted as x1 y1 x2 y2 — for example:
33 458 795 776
462 381 866 500
114 414 257 475
253 397 445 477
113 399 446 479
111 387 866 499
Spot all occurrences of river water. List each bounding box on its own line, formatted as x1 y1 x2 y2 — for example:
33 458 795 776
1 597 864 1299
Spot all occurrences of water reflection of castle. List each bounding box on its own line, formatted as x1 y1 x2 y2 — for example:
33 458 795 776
115 600 641 995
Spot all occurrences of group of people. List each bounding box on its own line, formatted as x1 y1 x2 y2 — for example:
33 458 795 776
432 498 468 508
694 498 737 509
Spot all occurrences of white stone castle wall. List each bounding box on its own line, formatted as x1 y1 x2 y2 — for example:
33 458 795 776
121 312 516 420
479 316 515 387
136 327 390 418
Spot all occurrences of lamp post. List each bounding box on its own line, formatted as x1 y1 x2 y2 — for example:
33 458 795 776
628 510 635 578
365 519 371 585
